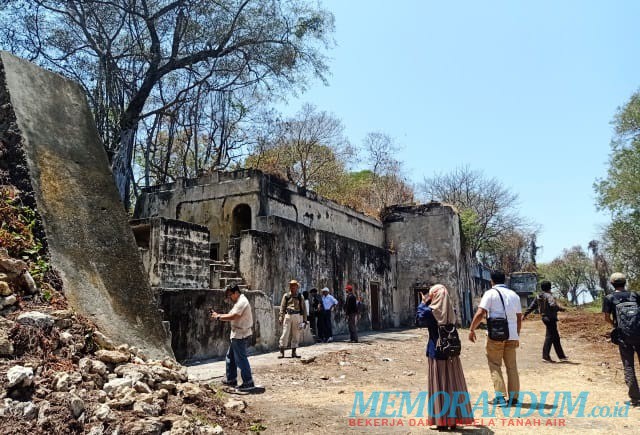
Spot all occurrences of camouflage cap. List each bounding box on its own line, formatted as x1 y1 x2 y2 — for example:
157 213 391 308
610 272 626 284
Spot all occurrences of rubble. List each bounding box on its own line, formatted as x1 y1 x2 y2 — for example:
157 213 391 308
0 155 251 434
0 250 252 434
16 311 55 329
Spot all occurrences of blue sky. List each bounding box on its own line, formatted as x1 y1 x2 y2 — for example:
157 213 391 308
280 0 640 262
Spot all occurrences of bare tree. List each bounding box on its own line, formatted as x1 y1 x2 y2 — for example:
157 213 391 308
421 166 526 259
361 132 413 212
246 103 354 190
1 0 334 208
587 239 612 295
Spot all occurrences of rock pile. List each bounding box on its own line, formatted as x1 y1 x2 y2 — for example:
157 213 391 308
0 250 250 434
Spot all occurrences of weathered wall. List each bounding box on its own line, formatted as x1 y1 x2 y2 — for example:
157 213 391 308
134 170 386 257
237 216 395 334
383 203 470 327
133 171 262 260
133 218 210 289
262 176 384 248
0 52 172 358
159 289 276 362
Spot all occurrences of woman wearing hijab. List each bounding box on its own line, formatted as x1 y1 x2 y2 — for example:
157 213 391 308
416 284 474 430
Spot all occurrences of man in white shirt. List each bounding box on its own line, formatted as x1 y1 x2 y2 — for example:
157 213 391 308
468 270 522 406
211 283 255 391
319 287 338 342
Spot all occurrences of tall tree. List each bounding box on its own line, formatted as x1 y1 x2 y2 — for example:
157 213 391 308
421 165 528 261
587 239 612 295
595 89 640 288
1 0 334 209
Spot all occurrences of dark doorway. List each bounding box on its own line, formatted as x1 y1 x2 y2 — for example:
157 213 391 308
209 243 219 261
370 282 381 330
231 204 251 235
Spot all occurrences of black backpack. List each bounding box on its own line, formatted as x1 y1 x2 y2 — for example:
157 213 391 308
435 324 462 360
615 292 640 345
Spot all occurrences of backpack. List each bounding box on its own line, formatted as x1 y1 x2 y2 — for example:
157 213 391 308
284 293 304 311
615 292 640 345
435 324 462 360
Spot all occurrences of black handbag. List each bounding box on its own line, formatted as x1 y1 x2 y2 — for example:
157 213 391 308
435 324 462 359
487 288 510 341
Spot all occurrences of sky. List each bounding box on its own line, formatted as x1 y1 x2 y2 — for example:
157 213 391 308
279 0 640 263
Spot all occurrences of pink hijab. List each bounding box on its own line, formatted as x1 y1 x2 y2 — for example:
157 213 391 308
428 284 455 325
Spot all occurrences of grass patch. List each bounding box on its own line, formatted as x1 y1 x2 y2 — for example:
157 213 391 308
250 423 268 432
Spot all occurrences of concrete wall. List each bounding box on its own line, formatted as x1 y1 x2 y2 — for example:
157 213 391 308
133 218 210 289
383 203 472 327
134 170 385 258
159 289 277 363
133 171 262 260
0 52 172 359
237 216 396 334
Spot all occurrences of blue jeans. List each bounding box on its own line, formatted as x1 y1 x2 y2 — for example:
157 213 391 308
226 337 253 385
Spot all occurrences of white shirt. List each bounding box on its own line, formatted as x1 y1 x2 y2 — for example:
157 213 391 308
322 294 338 311
478 285 522 340
229 294 253 339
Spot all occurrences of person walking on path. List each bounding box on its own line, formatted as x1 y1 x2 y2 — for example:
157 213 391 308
210 283 255 391
523 280 568 362
416 284 474 430
278 279 307 358
468 270 523 406
345 284 358 343
603 272 640 407
319 287 338 342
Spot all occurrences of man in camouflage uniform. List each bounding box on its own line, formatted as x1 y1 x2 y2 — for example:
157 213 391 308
278 279 307 358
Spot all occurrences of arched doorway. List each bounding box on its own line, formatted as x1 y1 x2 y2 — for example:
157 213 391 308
231 204 251 235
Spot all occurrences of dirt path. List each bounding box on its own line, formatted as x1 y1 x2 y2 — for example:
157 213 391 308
188 314 638 434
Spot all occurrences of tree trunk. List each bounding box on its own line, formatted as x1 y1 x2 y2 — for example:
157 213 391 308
112 128 136 211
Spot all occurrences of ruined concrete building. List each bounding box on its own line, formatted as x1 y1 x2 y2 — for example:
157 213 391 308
133 170 476 362
1 51 479 364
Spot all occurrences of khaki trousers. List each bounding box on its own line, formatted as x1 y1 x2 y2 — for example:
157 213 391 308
279 313 301 348
486 338 520 399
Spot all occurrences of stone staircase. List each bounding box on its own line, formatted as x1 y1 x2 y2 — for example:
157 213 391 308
209 260 249 290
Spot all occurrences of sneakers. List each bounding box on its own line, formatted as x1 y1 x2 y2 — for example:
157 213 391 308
542 357 555 363
221 379 237 387
237 382 255 391
559 357 570 362
327 337 333 342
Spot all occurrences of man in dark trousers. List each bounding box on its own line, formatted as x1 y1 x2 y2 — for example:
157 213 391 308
345 284 358 343
308 288 322 340
603 272 640 407
523 280 568 362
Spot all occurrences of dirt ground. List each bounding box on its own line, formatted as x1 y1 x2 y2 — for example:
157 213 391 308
189 311 639 434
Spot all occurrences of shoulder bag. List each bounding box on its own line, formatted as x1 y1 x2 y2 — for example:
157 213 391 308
487 288 510 341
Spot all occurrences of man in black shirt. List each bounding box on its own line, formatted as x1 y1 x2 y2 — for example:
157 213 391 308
602 272 640 407
524 280 567 362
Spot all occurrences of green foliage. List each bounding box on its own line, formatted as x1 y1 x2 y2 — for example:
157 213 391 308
0 188 43 259
595 89 640 288
538 246 598 304
250 423 268 433
42 288 53 303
